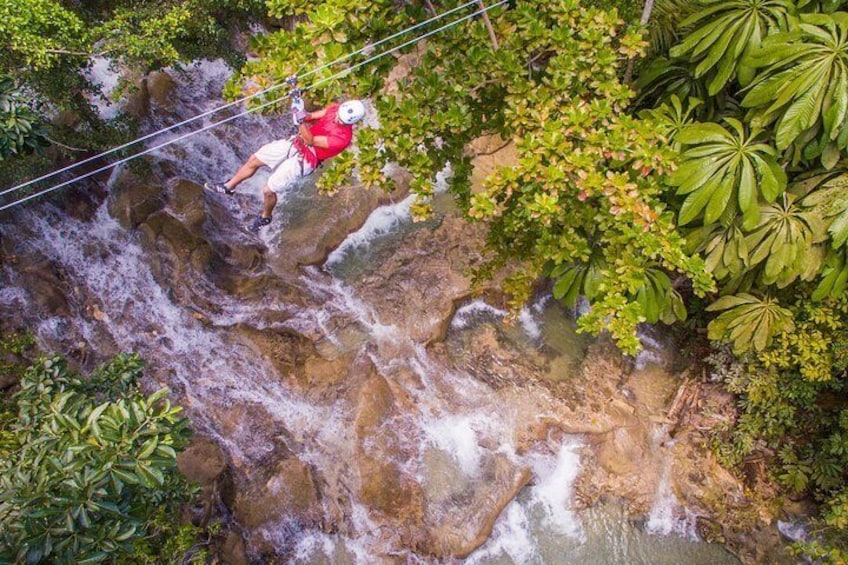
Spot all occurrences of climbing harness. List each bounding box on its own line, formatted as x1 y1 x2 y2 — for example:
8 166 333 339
0 0 509 213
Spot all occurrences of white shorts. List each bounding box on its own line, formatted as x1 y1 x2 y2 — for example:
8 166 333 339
254 137 316 194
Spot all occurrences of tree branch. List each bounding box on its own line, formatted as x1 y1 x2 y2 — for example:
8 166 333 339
46 137 88 152
623 0 656 84
476 0 500 50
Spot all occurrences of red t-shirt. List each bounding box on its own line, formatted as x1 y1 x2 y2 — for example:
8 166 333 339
296 104 353 167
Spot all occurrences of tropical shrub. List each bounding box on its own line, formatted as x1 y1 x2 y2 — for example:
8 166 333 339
0 354 197 564
708 296 848 562
741 12 848 168
0 79 49 160
668 0 794 94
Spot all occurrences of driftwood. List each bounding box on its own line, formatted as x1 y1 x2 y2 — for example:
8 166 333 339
666 371 701 437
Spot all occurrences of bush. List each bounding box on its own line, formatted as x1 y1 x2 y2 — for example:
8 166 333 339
0 354 197 564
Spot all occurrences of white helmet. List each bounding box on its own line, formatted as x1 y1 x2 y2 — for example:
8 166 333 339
338 100 366 125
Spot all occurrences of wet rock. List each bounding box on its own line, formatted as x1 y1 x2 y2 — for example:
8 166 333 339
426 456 532 558
271 177 410 270
353 214 487 343
147 71 177 110
107 172 166 229
344 357 429 554
8 252 70 317
167 180 207 232
220 531 249 565
177 435 227 485
233 456 322 558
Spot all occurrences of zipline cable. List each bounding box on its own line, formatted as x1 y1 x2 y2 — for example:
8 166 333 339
0 0 508 213
0 0 483 199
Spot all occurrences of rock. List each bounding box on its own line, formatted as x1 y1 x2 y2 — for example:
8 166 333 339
122 72 150 120
177 435 227 485
352 214 487 343
107 171 166 229
426 456 532 558
468 134 518 193
13 255 70 317
354 373 394 434
167 180 206 232
269 178 409 271
220 531 249 565
232 456 321 557
147 71 176 110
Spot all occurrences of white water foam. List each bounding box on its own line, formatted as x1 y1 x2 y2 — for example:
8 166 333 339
467 440 585 565
450 299 507 330
0 284 28 309
422 413 494 477
527 441 585 539
645 427 698 540
324 194 415 266
636 329 666 370
518 306 542 341
85 56 122 119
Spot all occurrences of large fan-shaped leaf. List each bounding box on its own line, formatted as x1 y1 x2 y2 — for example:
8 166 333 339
706 293 795 354
743 192 826 286
687 222 750 280
670 118 786 225
741 13 848 165
639 95 704 148
668 0 794 94
797 169 848 247
813 248 848 300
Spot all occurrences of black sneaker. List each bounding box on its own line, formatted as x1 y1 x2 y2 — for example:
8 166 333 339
204 181 235 195
247 216 272 233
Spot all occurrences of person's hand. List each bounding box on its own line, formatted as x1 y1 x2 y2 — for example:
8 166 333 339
297 123 312 144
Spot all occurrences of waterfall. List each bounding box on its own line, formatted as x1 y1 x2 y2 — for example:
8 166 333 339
0 59 739 564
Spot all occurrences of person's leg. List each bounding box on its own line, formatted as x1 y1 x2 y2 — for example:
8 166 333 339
260 185 277 219
226 155 265 191
248 155 313 232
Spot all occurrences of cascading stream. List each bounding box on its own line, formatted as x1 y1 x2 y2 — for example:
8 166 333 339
0 59 740 563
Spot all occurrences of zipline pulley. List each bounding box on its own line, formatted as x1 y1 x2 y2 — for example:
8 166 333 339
287 75 307 126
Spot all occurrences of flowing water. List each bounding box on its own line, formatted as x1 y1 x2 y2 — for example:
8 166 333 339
0 60 739 564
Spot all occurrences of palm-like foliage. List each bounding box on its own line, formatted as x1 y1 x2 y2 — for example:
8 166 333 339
744 192 827 286
812 248 848 299
670 117 787 227
669 0 794 95
635 57 713 114
796 168 848 246
687 221 750 279
706 292 795 353
639 95 703 148
634 268 687 323
647 0 700 55
741 13 848 168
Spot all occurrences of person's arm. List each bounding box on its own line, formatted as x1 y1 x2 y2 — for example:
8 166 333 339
303 107 329 123
297 123 330 148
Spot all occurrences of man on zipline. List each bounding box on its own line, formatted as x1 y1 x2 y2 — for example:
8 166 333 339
205 99 366 232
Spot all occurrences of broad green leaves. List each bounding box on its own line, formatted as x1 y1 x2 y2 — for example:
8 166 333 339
670 117 786 227
744 192 827 286
796 169 848 246
742 13 848 167
0 78 49 159
669 0 794 94
0 355 193 564
707 293 795 353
